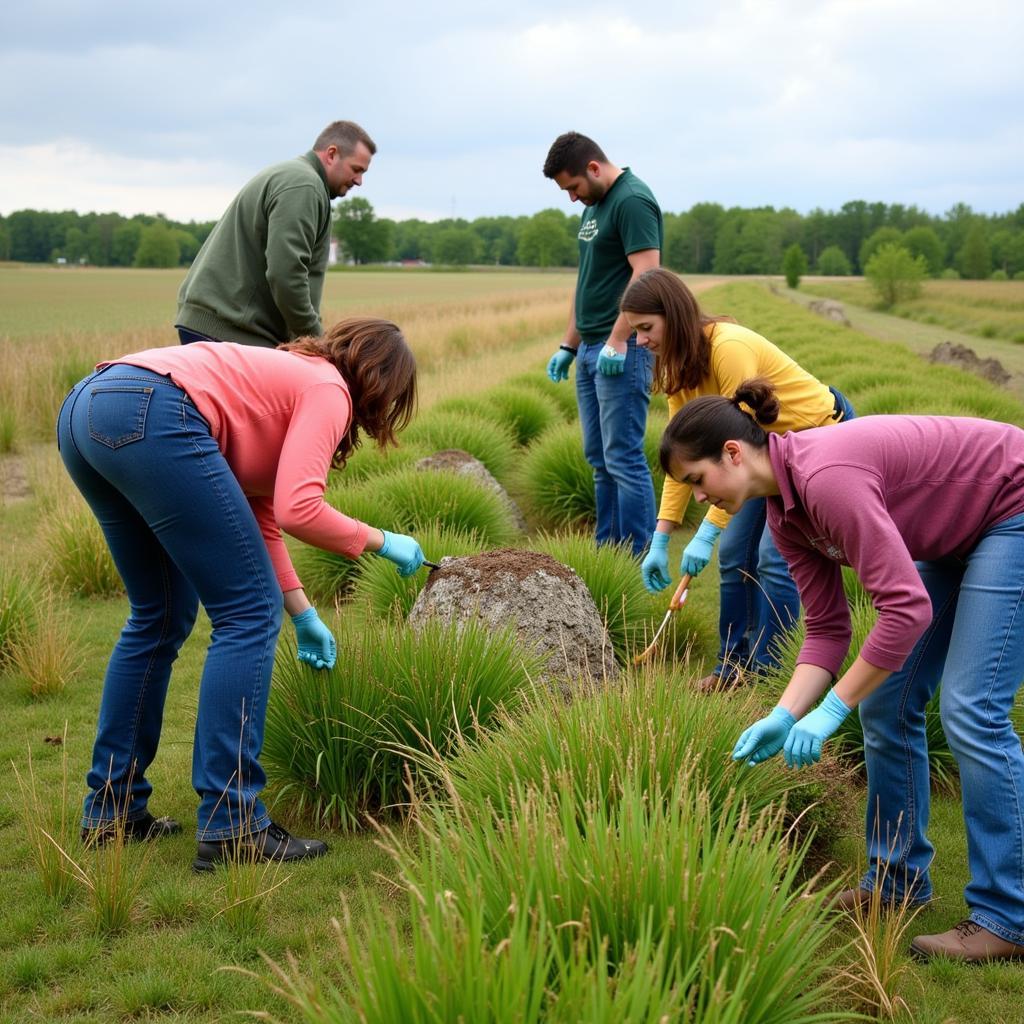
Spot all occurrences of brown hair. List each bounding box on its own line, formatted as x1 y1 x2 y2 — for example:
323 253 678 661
659 378 779 476
279 317 416 468
619 268 734 393
543 131 608 178
313 120 377 157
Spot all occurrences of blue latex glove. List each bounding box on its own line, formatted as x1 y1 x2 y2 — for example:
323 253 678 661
783 689 852 768
681 520 722 577
732 706 797 766
547 347 576 383
377 529 425 577
291 607 337 671
641 532 672 593
596 344 626 376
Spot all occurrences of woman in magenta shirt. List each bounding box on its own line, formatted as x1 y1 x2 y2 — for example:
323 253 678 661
58 318 424 871
659 377 1024 964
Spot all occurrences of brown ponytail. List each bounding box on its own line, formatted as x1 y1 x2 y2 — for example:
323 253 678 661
659 377 777 475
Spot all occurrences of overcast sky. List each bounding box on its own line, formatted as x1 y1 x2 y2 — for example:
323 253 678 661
1 1 1021 223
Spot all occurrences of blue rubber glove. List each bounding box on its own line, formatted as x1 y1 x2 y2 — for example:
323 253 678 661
596 344 626 376
641 531 672 593
681 520 722 577
547 347 576 383
291 607 337 671
783 690 852 768
377 529 425 577
732 706 797 766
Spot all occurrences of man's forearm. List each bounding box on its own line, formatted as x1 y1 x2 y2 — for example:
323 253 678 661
563 292 581 348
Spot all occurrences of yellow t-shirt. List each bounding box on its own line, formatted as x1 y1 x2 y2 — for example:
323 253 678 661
659 321 838 527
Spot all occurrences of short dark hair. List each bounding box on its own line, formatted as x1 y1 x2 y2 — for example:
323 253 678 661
543 131 607 178
313 121 377 157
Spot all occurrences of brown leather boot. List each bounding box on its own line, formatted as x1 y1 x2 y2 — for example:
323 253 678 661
831 887 929 914
910 920 1024 962
694 669 749 693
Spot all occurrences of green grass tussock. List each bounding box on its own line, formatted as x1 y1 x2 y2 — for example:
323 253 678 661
403 409 518 481
262 618 541 830
42 502 122 598
506 371 579 422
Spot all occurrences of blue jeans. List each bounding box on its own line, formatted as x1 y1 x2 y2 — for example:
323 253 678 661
858 512 1024 944
575 337 656 556
57 365 283 840
714 386 856 678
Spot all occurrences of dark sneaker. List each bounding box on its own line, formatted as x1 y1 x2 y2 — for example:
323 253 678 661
81 811 182 847
910 920 1024 962
192 821 328 873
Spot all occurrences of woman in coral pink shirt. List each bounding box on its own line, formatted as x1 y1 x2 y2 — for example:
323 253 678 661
660 378 1024 964
58 318 424 871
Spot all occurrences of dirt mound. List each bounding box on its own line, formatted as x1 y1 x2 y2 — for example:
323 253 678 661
929 342 1010 387
807 298 851 326
415 449 526 530
408 548 617 687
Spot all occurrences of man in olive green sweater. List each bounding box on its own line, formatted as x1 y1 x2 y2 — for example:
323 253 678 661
175 121 376 348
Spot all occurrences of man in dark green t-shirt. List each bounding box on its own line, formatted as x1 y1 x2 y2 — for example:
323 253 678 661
175 121 376 348
543 131 662 556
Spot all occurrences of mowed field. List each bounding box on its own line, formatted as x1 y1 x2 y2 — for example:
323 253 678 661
3 266 1024 1023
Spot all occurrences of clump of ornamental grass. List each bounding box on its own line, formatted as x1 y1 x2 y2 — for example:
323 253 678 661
514 422 595 530
766 585 957 791
212 835 291 937
0 405 17 453
61 776 151 934
43 501 122 597
12 728 78 903
371 467 522 546
336 440 429 483
0 561 38 669
532 531 655 661
506 371 579 422
350 523 488 621
438 667 800 835
486 384 563 446
838 830 927 1020
368 768 845 1024
262 620 541 830
402 410 518 482
10 587 83 698
249 889 688 1023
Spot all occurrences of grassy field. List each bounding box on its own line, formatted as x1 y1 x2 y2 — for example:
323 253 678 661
802 277 1024 344
2 268 1024 1023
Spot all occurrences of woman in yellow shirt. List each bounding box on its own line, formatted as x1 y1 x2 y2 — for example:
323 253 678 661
620 268 854 691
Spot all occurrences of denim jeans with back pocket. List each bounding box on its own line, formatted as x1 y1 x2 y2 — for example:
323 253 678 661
57 363 282 839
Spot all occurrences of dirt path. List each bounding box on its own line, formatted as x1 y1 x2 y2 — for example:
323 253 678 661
0 450 31 506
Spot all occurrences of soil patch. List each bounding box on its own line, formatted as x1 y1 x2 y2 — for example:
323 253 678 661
928 341 1011 387
0 452 31 505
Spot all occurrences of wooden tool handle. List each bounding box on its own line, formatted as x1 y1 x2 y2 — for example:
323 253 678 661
670 573 692 611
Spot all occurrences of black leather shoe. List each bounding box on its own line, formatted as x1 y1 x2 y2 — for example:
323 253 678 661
81 811 182 846
192 821 328 873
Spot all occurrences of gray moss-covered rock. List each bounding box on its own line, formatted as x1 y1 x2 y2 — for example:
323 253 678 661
415 449 527 531
407 548 617 687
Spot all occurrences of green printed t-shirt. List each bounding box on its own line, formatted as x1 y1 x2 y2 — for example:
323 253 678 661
575 168 663 345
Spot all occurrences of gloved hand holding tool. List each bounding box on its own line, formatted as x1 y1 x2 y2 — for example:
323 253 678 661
377 530 425 577
634 573 691 664
681 519 722 577
291 607 337 671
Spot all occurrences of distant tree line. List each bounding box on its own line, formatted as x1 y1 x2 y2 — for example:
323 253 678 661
2 199 1023 279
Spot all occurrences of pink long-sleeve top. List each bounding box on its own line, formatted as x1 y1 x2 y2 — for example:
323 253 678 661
102 342 370 592
767 415 1024 675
